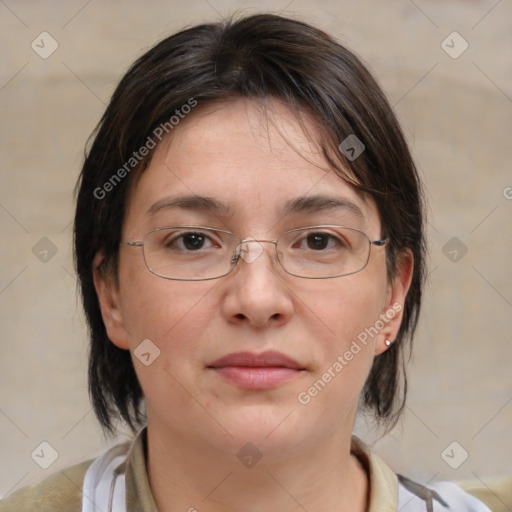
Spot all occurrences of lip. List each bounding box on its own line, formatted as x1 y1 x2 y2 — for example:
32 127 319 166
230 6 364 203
207 351 305 390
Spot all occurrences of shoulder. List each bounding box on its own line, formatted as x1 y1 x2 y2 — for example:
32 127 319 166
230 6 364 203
398 474 493 512
459 475 512 512
351 435 493 512
0 459 93 512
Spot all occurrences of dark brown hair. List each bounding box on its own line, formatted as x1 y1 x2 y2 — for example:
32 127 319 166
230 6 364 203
74 13 426 434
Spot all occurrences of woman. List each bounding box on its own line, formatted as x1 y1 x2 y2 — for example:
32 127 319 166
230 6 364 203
0 13 493 512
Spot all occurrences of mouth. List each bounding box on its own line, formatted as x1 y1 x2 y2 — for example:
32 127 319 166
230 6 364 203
207 350 306 390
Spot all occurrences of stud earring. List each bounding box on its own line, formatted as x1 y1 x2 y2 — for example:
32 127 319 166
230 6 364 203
385 339 392 346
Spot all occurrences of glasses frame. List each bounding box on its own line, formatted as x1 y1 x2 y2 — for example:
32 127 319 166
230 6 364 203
120 225 389 281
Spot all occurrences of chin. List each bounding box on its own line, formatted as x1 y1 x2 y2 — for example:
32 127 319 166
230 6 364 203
212 406 308 447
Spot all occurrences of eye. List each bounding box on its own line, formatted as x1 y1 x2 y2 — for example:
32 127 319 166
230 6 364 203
181 232 207 250
306 233 331 250
163 231 218 251
294 232 344 251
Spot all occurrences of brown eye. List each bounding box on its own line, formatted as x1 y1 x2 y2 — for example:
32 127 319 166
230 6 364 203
161 231 215 252
181 232 206 250
306 233 330 250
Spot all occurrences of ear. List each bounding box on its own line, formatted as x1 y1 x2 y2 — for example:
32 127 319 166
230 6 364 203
93 252 131 350
375 248 414 355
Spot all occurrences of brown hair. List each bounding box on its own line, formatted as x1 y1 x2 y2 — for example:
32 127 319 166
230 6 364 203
74 13 426 434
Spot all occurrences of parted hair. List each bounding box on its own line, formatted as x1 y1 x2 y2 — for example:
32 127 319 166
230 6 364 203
74 13 426 434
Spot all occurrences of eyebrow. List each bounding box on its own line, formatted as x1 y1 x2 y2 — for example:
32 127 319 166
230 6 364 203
146 193 365 220
282 194 365 220
147 195 232 216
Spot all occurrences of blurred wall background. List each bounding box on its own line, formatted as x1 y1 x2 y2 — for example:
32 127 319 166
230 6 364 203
1 0 511 499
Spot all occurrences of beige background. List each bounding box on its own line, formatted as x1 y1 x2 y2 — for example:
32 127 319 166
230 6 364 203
1 0 511 501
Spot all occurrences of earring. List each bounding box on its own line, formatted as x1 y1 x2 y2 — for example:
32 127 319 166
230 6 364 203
385 339 392 346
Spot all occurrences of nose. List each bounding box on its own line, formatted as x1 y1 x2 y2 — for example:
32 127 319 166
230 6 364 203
221 239 294 329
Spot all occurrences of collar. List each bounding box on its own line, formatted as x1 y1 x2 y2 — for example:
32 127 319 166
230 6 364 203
351 435 399 512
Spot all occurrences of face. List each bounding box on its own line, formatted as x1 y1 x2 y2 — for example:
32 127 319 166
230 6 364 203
95 98 412 460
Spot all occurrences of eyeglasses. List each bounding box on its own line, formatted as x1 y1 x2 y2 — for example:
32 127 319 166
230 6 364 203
120 225 388 281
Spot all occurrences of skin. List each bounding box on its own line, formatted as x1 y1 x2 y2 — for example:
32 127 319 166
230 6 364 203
94 98 413 512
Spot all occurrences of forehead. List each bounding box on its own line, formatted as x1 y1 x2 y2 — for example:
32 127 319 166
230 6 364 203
124 98 381 234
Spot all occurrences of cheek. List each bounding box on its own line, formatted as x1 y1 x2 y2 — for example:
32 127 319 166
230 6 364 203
117 253 219 355
117 272 221 414
293 274 386 412
296 272 385 349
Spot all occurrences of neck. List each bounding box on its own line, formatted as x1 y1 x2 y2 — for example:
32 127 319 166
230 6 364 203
145 424 369 512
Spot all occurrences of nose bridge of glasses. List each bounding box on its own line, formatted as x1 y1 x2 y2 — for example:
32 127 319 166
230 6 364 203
236 238 277 265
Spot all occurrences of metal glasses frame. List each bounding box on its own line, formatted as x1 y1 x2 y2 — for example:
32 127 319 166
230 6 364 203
120 225 389 281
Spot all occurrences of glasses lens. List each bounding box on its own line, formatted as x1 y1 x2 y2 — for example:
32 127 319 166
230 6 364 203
277 226 370 278
142 227 239 280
